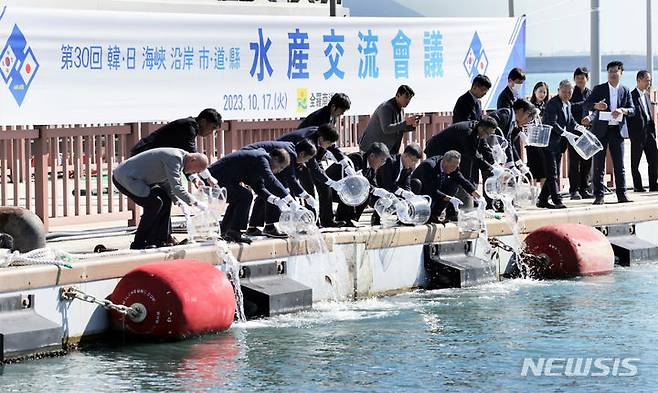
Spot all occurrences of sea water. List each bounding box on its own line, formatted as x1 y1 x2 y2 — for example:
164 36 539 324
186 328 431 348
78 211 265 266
3 262 658 392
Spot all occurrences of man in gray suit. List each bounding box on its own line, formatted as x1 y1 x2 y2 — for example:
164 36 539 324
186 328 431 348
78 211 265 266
113 148 209 249
583 60 636 204
358 85 419 154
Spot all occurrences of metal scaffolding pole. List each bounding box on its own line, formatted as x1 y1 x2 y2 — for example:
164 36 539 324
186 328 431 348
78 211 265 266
648 0 654 74
591 0 601 85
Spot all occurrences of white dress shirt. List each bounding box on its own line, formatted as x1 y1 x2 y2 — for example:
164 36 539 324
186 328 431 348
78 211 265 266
608 82 620 125
635 87 650 119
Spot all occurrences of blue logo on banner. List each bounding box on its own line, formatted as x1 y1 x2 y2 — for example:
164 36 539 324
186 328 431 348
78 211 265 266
0 24 39 106
463 32 488 80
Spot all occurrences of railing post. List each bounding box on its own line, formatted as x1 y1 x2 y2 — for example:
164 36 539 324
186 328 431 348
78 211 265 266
33 126 49 231
127 123 140 227
357 115 369 148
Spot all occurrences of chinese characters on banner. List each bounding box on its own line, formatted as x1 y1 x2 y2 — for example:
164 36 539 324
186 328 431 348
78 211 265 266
0 8 525 124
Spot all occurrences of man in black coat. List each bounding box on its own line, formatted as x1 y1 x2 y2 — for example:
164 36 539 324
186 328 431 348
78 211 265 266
208 148 295 243
489 99 536 169
298 93 351 128
583 60 636 204
496 67 526 110
452 74 492 123
411 151 482 222
130 108 222 187
278 124 349 227
628 70 658 192
424 116 498 185
538 80 577 209
241 140 317 238
326 142 390 226
568 67 593 199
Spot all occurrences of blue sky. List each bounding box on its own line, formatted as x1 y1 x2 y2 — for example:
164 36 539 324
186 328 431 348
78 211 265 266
343 0 652 56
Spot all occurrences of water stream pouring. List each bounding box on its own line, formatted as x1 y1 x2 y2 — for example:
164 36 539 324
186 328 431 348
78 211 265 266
562 126 604 160
486 134 509 165
335 173 370 207
522 124 552 147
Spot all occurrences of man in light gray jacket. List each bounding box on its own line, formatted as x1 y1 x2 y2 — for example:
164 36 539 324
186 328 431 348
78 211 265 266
358 85 419 154
113 148 209 249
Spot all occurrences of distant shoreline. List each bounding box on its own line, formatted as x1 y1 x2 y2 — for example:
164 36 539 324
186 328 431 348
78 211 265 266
528 54 655 73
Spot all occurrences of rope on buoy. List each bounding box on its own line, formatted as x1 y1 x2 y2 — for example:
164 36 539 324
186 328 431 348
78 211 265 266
0 248 74 268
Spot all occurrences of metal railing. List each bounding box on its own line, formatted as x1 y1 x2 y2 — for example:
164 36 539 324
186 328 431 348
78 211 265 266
0 110 629 230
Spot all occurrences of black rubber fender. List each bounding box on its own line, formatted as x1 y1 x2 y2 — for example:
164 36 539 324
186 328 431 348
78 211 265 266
0 207 46 252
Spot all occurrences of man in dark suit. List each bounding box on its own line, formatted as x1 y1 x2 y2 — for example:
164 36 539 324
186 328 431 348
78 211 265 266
242 140 317 239
628 70 658 192
424 116 498 185
130 108 222 187
489 99 536 168
496 67 526 110
208 148 295 244
278 124 348 227
538 80 577 209
583 60 636 204
371 143 423 225
411 150 482 222
326 142 390 226
452 74 492 123
568 67 593 200
298 93 351 128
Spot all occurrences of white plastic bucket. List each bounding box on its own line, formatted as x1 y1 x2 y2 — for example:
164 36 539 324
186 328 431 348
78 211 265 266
457 205 485 233
514 174 539 208
374 193 399 227
336 174 370 207
279 206 316 235
396 195 432 225
484 169 517 200
573 129 603 160
524 124 552 147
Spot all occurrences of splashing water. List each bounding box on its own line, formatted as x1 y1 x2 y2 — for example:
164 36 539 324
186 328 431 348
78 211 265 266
180 192 247 323
290 224 345 303
500 196 539 278
214 240 246 323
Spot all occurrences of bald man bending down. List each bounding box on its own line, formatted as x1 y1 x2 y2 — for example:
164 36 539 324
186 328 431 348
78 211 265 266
113 148 209 249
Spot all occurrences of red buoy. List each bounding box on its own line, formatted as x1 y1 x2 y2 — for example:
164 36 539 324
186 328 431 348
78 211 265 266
110 259 236 340
523 223 614 279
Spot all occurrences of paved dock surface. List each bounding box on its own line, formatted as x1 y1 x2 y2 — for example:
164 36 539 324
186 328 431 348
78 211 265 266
46 189 658 255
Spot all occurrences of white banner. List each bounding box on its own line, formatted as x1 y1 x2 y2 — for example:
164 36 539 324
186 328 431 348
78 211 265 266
0 6 525 125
